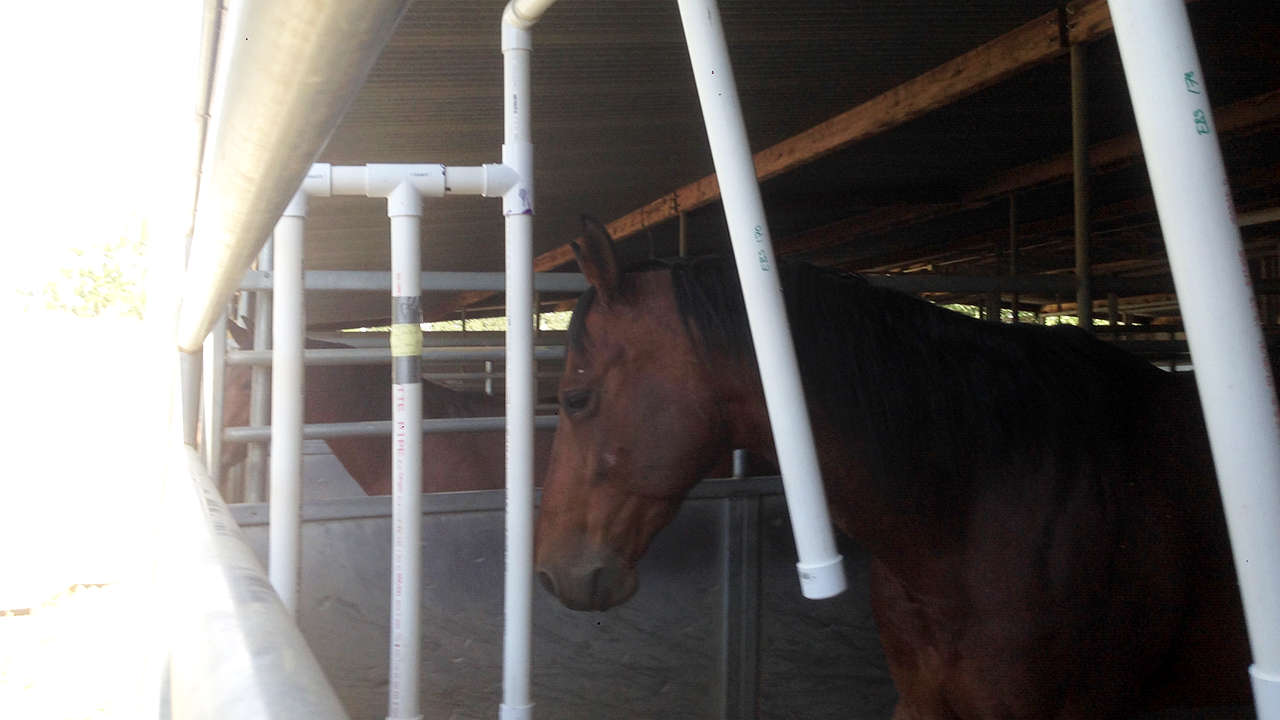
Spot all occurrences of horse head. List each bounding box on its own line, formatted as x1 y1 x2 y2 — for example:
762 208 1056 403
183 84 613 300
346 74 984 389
534 217 755 611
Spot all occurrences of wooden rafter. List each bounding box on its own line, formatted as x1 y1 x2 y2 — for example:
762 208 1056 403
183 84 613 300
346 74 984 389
776 88 1280 258
428 0 1115 318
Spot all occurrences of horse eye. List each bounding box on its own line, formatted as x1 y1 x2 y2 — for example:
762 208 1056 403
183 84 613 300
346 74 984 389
561 389 593 415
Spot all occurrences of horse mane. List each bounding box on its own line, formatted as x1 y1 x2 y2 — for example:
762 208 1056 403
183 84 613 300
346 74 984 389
570 256 1174 508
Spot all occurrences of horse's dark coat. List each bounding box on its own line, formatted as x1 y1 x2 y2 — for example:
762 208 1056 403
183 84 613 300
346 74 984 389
536 217 1252 719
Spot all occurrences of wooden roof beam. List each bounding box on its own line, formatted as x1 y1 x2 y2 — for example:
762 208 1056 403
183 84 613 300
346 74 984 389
545 0 1113 266
776 88 1280 258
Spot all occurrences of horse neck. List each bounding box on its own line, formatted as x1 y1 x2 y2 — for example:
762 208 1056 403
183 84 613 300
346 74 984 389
709 354 778 467
306 363 389 424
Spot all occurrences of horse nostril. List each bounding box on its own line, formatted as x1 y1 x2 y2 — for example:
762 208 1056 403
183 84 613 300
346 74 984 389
537 569 557 596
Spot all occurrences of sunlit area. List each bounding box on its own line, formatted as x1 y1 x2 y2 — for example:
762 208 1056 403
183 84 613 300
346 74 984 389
0 1 202 718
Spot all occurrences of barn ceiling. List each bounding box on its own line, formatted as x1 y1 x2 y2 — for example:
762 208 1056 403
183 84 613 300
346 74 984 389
288 0 1280 330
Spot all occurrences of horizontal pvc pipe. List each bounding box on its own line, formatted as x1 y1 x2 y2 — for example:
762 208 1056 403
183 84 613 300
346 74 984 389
167 445 348 720
678 0 845 600
238 270 588 293
1111 4 1280 717
223 414 561 444
225 346 566 366
317 163 518 199
177 0 411 353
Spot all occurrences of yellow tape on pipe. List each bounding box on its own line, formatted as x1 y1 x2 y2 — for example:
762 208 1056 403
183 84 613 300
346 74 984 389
390 323 423 358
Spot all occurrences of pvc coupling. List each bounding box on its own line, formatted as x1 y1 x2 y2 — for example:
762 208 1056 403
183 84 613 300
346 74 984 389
306 163 520 201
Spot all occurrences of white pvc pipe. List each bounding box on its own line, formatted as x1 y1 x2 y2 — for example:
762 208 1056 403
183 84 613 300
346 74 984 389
1110 4 1280 718
676 0 845 600
502 0 559 30
268 190 307 616
202 311 228 483
500 13 535 720
257 158 525 717
387 181 425 720
245 238 273 504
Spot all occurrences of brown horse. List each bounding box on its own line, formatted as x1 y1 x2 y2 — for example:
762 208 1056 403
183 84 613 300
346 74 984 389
533 217 1251 719
221 333 555 495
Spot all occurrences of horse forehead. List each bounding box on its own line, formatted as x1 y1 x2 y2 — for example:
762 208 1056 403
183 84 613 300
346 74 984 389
582 286 682 356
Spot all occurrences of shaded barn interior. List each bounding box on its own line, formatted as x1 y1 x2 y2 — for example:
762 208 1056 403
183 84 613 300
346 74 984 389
291 0 1279 366
207 1 1279 718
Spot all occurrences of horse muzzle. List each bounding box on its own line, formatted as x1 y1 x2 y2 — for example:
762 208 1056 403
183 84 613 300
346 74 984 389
535 546 638 611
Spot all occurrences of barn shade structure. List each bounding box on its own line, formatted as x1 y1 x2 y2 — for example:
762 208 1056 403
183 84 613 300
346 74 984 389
167 0 1280 718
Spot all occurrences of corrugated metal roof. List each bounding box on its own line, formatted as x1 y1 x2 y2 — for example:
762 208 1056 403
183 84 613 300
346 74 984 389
288 0 1280 327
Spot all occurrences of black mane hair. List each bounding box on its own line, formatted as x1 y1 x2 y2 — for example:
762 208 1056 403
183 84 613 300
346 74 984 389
569 256 1173 510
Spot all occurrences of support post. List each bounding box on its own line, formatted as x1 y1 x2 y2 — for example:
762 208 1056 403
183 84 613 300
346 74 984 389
500 10 537 720
1009 194 1020 323
1111 4 1280 718
387 181 424 720
1072 42 1094 330
677 0 845 600
268 189 306 616
246 238 273 504
203 311 229 494
180 349 203 448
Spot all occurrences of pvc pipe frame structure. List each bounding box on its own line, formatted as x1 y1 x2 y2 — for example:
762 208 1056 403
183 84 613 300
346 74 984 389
266 164 517 720
1109 3 1280 718
676 0 846 600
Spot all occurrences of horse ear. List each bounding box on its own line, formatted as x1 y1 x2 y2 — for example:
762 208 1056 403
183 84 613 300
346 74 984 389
572 215 620 304
227 320 253 350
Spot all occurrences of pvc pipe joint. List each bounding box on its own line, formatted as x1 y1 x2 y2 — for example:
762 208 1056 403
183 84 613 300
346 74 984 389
282 187 308 218
313 162 518 200
386 180 423 219
446 164 521 197
502 0 559 31
370 164 445 199
501 144 533 217
1254 666 1280 720
499 704 532 720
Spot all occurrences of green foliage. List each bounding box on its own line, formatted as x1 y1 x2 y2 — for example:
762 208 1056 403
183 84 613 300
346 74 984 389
18 223 148 319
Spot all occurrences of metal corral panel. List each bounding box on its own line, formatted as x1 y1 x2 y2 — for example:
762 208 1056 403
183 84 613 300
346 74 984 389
757 496 898 718
233 485 899 719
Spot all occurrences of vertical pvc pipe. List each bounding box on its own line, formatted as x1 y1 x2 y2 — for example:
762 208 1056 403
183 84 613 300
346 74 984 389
1110 4 1280 718
203 311 228 491
500 16 535 720
1009 194 1020 324
677 0 845 600
1072 43 1094 331
387 181 425 720
246 238 273 504
180 349 203 448
268 189 306 616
